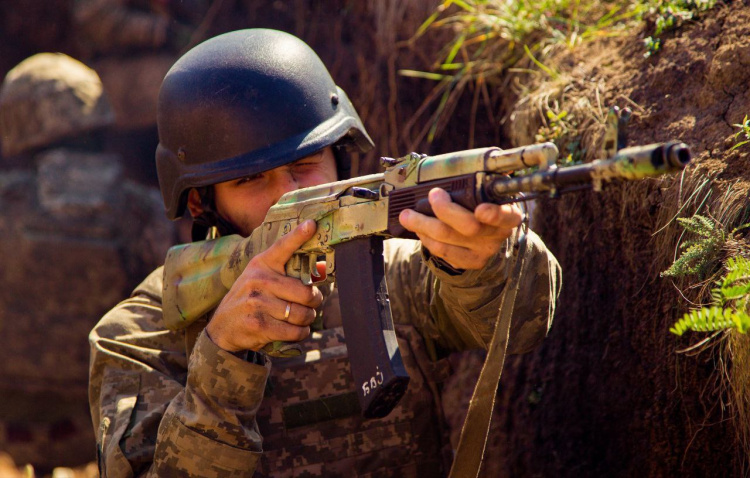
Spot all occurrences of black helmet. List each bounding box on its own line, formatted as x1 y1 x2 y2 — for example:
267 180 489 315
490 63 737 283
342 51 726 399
156 28 374 220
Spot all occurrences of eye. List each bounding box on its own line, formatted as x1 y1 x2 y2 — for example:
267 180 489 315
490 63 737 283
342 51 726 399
235 173 262 185
293 152 325 169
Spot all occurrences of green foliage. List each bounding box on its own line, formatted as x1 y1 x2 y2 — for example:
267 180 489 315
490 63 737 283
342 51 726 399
405 0 719 144
401 0 647 144
643 35 661 57
670 306 750 335
642 0 718 57
534 106 586 165
661 215 726 278
535 109 572 143
730 114 750 151
671 256 750 336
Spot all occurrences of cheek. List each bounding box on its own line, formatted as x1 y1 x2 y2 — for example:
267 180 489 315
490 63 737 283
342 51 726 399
217 191 274 234
300 167 338 188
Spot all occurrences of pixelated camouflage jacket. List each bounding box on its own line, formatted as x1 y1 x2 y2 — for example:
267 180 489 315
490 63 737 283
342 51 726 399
89 232 561 477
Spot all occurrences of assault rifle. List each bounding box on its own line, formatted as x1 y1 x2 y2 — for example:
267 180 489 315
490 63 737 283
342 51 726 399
162 141 692 419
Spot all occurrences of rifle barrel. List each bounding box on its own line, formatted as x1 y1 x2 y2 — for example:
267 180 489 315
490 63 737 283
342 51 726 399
486 142 691 200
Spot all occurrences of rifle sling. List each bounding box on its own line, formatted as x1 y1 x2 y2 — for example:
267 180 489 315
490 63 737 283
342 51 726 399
448 229 530 478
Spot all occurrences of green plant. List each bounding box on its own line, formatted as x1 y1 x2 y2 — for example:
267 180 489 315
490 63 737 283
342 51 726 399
661 214 727 278
730 114 750 151
643 35 661 57
533 105 587 165
671 256 750 335
642 0 718 57
400 0 646 145
535 108 572 143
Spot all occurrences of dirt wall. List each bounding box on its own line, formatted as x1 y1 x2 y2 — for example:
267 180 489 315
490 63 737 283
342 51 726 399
493 5 750 477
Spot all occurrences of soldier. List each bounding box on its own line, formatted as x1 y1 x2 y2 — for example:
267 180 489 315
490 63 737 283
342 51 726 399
0 53 174 472
89 29 562 476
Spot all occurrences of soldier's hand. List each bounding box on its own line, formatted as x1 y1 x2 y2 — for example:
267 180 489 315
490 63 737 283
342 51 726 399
206 220 323 353
398 188 523 270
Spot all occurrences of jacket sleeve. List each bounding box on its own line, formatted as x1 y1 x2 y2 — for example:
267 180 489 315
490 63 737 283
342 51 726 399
385 228 561 356
89 267 269 477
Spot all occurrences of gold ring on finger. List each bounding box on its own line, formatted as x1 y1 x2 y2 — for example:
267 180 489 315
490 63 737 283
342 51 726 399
284 302 292 320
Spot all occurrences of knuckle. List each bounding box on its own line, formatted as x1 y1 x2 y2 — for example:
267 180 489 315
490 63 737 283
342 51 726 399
463 220 482 237
430 241 449 258
297 308 316 326
292 326 310 342
309 294 323 309
436 222 455 239
246 312 266 331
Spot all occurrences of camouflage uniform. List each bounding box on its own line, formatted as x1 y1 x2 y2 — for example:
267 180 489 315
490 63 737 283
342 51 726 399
0 53 175 470
90 230 560 476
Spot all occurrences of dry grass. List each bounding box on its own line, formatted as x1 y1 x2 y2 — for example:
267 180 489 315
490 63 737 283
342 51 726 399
652 165 750 465
400 0 648 149
727 332 750 471
404 0 750 469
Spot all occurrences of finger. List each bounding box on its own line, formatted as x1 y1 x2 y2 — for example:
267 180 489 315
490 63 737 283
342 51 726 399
271 277 324 308
474 203 523 229
235 310 312 346
271 299 317 327
417 233 487 270
427 188 489 237
253 317 311 345
400 208 480 248
260 220 317 273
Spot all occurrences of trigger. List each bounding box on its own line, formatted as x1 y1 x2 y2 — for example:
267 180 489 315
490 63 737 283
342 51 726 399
300 255 313 285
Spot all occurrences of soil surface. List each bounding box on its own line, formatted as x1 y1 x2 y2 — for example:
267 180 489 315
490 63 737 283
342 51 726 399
490 4 750 477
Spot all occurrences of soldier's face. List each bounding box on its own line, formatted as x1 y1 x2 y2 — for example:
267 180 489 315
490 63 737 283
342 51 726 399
211 147 338 236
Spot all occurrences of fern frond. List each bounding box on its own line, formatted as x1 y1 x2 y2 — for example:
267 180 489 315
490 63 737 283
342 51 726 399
732 311 750 334
725 255 750 275
676 215 718 237
723 284 750 301
662 243 718 277
721 256 750 292
711 286 725 306
678 239 700 250
670 306 735 335
662 215 725 278
723 268 750 286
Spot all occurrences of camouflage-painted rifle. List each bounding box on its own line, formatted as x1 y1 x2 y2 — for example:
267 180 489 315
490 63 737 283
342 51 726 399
162 141 691 419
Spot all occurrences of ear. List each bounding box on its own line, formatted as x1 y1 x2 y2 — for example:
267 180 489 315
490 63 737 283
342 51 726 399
186 189 204 218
